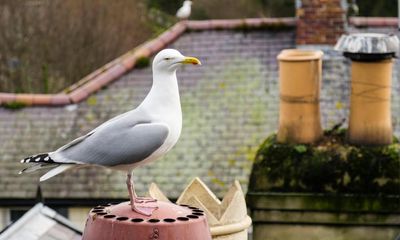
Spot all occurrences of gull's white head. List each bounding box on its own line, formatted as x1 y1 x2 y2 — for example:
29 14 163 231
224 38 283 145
176 1 192 19
183 0 192 6
153 49 201 73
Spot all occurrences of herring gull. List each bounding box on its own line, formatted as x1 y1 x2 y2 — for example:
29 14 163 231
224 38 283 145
20 49 201 216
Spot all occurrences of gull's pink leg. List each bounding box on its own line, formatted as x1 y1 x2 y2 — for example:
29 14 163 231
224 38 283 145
129 172 157 203
126 172 157 216
126 173 135 208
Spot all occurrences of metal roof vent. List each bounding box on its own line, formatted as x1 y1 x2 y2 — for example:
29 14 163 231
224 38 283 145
334 33 399 61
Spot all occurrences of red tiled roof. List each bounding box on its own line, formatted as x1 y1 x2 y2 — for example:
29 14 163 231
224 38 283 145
0 17 395 106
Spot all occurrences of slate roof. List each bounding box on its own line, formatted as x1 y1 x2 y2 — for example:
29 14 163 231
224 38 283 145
0 18 398 200
0 203 81 240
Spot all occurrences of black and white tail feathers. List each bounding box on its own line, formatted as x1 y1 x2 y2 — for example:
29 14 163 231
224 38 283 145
21 153 56 164
20 153 75 181
20 153 57 174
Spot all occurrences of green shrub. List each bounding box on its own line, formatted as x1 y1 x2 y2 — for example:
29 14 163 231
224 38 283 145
0 0 154 93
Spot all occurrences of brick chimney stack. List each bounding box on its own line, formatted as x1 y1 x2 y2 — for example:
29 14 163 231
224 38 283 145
296 0 346 45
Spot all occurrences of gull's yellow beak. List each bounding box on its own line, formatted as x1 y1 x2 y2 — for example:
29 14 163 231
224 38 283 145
181 56 201 65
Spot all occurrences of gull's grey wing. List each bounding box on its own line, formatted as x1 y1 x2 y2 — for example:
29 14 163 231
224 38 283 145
55 110 132 153
51 113 169 166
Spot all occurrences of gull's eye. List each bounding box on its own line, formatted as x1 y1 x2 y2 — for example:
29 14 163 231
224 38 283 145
164 57 172 60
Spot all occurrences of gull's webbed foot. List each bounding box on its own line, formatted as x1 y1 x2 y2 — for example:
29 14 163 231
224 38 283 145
134 196 157 204
131 202 158 216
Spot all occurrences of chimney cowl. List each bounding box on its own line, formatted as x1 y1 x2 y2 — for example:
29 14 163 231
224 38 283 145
334 33 399 61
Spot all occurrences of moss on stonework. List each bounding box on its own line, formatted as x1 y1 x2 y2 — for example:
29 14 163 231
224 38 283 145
135 56 150 69
233 21 295 32
2 101 27 110
249 129 400 195
187 23 294 33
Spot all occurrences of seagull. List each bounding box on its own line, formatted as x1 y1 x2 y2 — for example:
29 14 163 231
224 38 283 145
20 49 201 216
176 0 192 20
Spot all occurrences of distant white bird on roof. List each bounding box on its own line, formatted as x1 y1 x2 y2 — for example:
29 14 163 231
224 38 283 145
176 0 192 19
20 49 201 216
